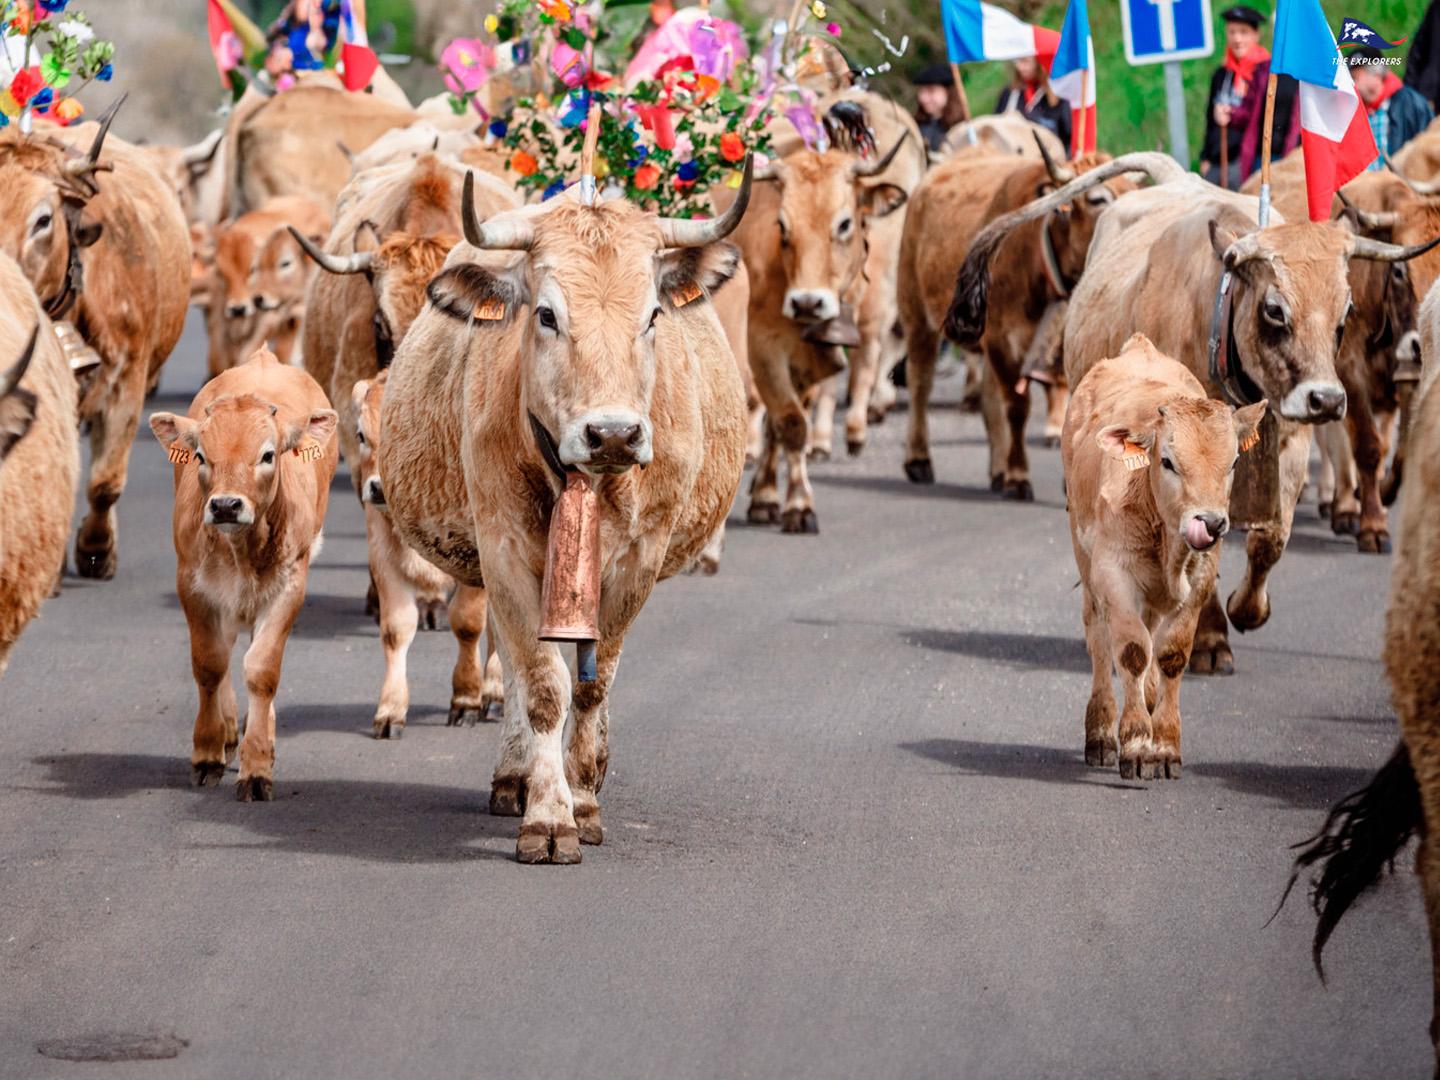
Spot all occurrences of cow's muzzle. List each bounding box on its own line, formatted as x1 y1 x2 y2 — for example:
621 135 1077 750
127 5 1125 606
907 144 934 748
782 288 841 324
1184 512 1228 552
1278 380 1347 423
225 301 253 319
561 412 652 474
205 494 254 531
362 476 386 508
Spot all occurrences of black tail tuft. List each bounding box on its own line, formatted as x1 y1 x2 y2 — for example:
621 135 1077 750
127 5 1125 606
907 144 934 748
824 101 877 158
944 229 1006 347
1276 741 1421 981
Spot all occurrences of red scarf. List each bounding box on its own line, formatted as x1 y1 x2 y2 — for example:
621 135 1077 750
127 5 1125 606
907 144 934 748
1021 78 1040 106
1364 71 1404 114
1223 45 1270 98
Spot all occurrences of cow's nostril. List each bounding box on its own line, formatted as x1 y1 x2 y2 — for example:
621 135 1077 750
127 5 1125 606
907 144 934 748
209 496 242 517
1308 386 1346 418
587 426 604 450
1199 512 1227 540
625 424 644 448
585 421 644 460
225 303 248 318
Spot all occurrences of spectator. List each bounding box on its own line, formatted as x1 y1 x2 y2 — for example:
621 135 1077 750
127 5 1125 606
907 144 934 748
993 56 1070 149
1349 47 1434 168
911 63 966 152
1405 0 1440 109
1200 5 1268 188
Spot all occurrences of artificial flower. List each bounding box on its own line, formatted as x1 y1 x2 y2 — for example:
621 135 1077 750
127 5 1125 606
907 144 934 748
510 150 539 177
0 89 18 119
633 163 660 190
56 18 93 42
31 87 53 109
718 132 746 163
9 1 32 33
37 0 70 12
54 97 82 123
826 22 841 36
677 160 700 181
543 179 566 200
96 62 112 81
484 13 499 34
543 0 572 21
725 169 745 189
488 117 507 138
809 0 826 18
8 66 44 107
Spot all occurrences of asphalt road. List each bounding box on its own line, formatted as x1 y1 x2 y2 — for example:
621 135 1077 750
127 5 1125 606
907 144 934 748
0 315 1429 1079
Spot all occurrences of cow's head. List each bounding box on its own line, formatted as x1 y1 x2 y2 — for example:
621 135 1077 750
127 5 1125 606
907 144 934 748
212 223 263 321
251 223 321 315
419 164 750 475
1208 215 1438 422
756 139 908 324
1031 144 1135 288
149 388 337 532
0 327 39 470
351 371 388 508
1099 382 1268 552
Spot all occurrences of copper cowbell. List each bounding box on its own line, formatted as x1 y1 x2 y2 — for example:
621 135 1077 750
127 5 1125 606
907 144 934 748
538 472 601 643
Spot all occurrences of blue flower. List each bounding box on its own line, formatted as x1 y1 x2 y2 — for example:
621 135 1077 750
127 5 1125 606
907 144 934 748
488 118 507 138
0 112 8 129
97 63 113 82
31 88 54 109
543 180 566 200
37 0 71 12
677 160 699 181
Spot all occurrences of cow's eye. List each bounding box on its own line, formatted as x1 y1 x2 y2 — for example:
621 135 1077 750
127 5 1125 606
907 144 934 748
1263 301 1287 327
1161 457 1176 472
536 306 558 331
356 428 366 446
260 450 275 465
1231 456 1239 472
836 216 853 238
31 213 51 235
194 451 206 466
279 257 294 270
647 306 661 332
778 219 790 247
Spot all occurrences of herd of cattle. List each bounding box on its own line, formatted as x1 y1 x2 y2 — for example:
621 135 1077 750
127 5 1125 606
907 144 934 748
6 68 1440 1059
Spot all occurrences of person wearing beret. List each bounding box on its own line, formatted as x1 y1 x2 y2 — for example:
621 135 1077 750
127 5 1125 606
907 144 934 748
993 56 1071 149
1200 6 1269 188
912 63 967 151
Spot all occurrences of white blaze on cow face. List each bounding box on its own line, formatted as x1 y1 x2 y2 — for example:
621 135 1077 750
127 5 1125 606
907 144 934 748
150 395 338 534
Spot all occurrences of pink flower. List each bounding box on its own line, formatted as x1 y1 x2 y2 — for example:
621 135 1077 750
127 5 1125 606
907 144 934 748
826 22 841 36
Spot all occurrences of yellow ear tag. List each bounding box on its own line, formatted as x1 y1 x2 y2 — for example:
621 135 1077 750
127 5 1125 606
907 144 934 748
1239 430 1259 453
473 297 506 321
670 281 703 308
168 444 191 465
1121 440 1150 471
292 440 322 462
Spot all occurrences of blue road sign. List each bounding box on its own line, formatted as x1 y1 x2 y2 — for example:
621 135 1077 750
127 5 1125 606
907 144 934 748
1121 0 1215 65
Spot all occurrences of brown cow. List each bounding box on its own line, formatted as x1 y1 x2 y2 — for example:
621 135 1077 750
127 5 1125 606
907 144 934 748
379 174 749 862
905 145 1131 497
351 371 503 737
0 108 189 580
952 153 1437 674
148 348 339 799
0 253 78 676
1063 334 1266 778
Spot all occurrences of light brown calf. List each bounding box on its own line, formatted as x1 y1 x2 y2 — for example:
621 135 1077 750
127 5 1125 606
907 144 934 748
351 372 502 737
1063 335 1266 779
149 348 338 800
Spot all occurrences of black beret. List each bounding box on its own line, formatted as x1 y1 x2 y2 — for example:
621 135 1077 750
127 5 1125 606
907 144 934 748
912 62 954 87
1221 6 1266 27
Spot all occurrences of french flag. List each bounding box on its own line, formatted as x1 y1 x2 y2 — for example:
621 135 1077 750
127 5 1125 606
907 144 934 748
1049 0 1096 157
1271 0 1378 221
340 0 379 92
941 0 1060 68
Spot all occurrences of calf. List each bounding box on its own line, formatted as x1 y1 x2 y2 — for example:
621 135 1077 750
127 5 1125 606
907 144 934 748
149 348 338 799
1063 334 1266 778
352 372 502 737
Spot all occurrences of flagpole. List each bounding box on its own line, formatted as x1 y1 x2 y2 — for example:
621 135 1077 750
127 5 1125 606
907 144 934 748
949 61 978 146
1257 72 1278 226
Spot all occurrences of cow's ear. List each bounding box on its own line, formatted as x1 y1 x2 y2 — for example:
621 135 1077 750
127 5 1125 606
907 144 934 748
149 412 198 452
1097 423 1154 459
284 409 338 452
1233 399 1268 451
657 242 740 308
427 262 527 326
859 183 907 219
0 386 37 464
351 379 370 411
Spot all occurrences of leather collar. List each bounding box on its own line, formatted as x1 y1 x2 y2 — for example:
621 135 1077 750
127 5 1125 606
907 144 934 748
1208 270 1266 407
528 411 572 481
1040 211 1072 299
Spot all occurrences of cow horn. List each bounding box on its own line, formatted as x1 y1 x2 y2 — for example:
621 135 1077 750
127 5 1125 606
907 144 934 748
461 171 535 251
851 131 909 179
0 325 38 399
181 128 223 168
657 155 753 248
1035 131 1074 185
1385 154 1440 195
944 151 1186 346
1335 192 1399 234
1349 232 1440 263
64 93 125 182
289 226 374 275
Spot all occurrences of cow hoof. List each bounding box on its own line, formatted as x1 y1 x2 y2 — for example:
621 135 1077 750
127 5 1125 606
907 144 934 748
847 439 865 457
1043 434 1060 449
489 777 525 817
747 500 781 525
1317 500 1331 520
1003 479 1034 502
374 718 404 739
696 553 721 575
1118 757 1140 781
781 508 819 534
1357 529 1392 554
516 822 582 865
191 761 226 787
904 458 934 484
990 473 1004 493
236 775 273 802
1160 759 1182 779
867 406 887 424
1188 643 1234 676
1331 511 1360 536
575 807 604 846
483 699 504 723
808 446 831 462
74 543 116 581
447 704 483 727
1084 740 1116 767
1226 590 1270 633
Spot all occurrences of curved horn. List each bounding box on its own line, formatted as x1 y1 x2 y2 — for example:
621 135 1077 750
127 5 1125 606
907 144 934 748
944 151 1184 346
657 155 754 248
181 128 223 168
461 171 535 251
1349 232 1440 263
1335 192 1400 234
288 226 374 275
0 325 38 399
1385 153 1440 195
64 93 126 181
851 131 910 179
1035 130 1074 185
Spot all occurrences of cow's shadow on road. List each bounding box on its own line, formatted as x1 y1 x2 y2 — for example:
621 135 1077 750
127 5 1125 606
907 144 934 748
902 737 1373 810
902 627 1091 673
28 753 516 863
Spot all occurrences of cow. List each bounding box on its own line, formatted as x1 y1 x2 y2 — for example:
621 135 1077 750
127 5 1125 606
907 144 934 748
950 152 1438 675
148 348 339 799
136 129 226 226
903 143 1131 497
1285 369 1440 1073
0 253 78 677
377 170 750 863
939 113 1068 161
732 133 909 532
0 106 189 580
1063 333 1266 778
204 196 330 378
351 371 503 737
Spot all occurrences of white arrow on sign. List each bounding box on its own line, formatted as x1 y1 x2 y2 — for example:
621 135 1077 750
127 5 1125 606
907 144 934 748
1146 0 1178 51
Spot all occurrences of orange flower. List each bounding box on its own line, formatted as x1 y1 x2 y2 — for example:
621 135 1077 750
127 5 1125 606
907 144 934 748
633 163 661 191
54 98 84 124
542 0 572 20
509 150 539 177
9 0 32 33
718 132 746 163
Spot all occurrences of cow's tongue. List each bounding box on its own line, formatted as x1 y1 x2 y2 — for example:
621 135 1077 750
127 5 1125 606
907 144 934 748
1185 517 1214 549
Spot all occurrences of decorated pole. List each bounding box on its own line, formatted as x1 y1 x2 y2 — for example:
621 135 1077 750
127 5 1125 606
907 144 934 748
1257 72 1278 225
578 99 602 204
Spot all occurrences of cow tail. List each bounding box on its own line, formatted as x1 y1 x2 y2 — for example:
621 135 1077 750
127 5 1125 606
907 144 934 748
1277 741 1422 981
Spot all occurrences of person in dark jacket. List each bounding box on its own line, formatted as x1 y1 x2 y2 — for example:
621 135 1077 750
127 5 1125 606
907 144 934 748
993 56 1071 149
1200 6 1269 188
1349 48 1435 167
911 63 967 152
1405 0 1440 108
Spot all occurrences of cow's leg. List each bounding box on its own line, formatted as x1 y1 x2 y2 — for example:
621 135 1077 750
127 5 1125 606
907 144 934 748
746 417 782 524
75 359 145 579
1081 584 1117 767
1350 400 1393 554
447 583 495 726
809 374 837 461
1326 421 1362 537
1315 421 1338 518
998 361 1034 502
566 638 622 847
845 331 883 456
482 616 504 722
372 552 419 740
1043 379 1068 448
1092 566 1155 778
694 520 725 575
1227 425 1311 633
181 590 238 787
979 361 1010 492
779 418 819 534
746 401 765 464
1188 576 1234 675
868 322 900 421
903 319 940 483
1148 598 1205 780
235 576 306 802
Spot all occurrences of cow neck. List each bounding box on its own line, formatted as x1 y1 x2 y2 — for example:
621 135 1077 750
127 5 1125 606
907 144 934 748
1207 270 1266 408
1039 212 1072 299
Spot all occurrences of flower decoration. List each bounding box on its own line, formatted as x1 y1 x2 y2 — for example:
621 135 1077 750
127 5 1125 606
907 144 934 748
8 66 44 106
488 117 508 139
1 5 117 126
809 1 827 18
509 149 539 177
633 163 660 191
37 0 70 13
718 132 745 163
